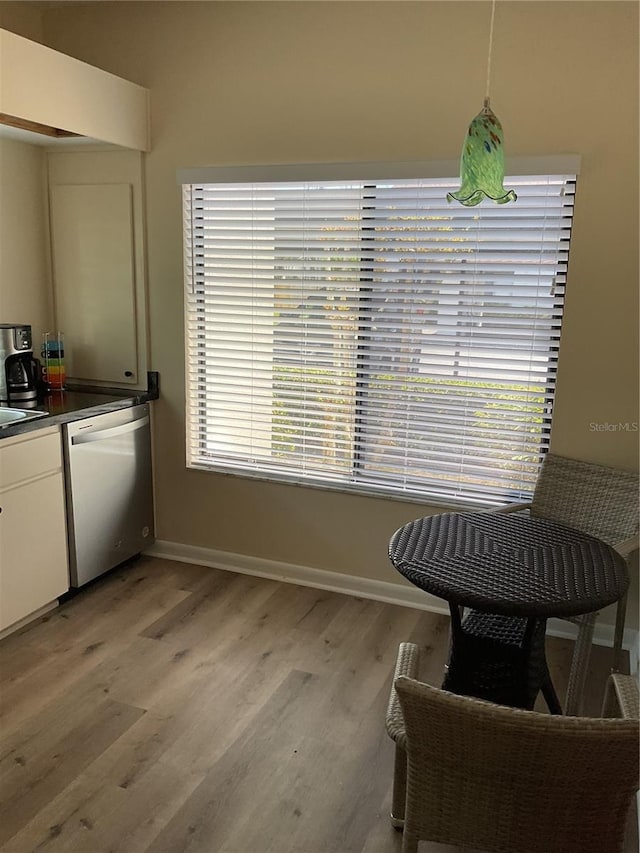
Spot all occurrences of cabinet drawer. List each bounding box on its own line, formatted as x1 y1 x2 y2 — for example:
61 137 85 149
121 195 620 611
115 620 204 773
0 429 62 490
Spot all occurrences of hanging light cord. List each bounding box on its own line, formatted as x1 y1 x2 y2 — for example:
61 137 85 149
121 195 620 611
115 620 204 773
484 0 496 109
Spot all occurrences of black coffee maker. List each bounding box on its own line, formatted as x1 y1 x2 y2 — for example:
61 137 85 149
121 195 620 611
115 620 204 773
0 324 38 404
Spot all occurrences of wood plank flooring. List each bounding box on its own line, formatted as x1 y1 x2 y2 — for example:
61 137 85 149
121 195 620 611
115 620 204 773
0 556 635 853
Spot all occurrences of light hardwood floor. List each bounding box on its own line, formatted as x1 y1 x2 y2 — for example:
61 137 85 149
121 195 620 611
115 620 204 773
0 556 635 853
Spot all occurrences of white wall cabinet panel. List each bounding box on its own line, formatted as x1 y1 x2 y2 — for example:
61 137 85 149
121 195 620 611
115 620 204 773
50 183 138 385
48 149 149 391
0 428 69 632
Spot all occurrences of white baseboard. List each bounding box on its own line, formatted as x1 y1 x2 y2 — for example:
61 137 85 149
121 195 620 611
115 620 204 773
145 539 449 614
145 539 639 653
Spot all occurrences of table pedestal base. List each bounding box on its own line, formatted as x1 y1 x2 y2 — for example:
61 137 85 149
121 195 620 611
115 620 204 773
442 606 561 713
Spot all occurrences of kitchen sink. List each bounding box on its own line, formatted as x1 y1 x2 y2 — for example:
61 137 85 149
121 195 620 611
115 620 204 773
0 407 49 428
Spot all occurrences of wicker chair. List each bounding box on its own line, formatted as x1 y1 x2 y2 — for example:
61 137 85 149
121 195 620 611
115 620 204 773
491 452 639 715
386 642 639 853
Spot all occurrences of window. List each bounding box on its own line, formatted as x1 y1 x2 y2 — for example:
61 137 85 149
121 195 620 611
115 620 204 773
182 164 576 506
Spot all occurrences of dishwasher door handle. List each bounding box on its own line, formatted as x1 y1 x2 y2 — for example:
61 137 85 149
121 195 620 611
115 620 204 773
71 415 150 445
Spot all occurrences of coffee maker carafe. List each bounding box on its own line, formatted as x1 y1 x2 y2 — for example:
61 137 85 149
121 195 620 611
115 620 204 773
0 324 38 404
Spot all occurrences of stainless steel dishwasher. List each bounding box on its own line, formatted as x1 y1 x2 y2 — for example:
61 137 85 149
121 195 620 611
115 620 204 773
63 402 154 587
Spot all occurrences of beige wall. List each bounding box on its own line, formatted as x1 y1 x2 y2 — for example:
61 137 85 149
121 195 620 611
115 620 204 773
35 2 638 625
0 1 43 43
0 137 52 345
0 0 53 352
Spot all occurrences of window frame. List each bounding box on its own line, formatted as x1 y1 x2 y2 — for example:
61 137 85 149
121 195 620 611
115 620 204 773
181 158 580 508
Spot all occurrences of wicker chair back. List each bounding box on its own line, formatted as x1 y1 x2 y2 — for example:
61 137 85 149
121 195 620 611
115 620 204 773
395 674 639 853
531 453 639 545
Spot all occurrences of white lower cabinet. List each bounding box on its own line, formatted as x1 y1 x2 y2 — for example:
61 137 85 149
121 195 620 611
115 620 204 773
0 427 69 633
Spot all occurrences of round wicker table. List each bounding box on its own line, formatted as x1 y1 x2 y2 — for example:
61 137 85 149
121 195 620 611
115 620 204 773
389 511 629 713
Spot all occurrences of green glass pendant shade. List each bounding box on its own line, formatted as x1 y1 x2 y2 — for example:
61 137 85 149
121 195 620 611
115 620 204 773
448 99 517 207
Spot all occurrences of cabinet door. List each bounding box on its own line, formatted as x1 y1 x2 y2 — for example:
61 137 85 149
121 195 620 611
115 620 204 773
50 182 138 384
0 472 69 631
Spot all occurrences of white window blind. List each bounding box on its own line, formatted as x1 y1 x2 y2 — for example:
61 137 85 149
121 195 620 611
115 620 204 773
183 172 575 505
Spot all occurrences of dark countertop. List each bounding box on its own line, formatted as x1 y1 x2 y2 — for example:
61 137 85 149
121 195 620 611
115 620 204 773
0 373 159 440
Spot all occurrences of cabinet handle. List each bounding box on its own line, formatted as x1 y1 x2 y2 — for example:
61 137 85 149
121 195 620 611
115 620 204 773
71 415 149 445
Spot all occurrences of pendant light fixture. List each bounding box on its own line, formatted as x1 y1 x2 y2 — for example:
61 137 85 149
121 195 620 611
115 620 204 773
447 0 517 207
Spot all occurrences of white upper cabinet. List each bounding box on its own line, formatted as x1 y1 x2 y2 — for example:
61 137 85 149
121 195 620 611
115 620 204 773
50 182 139 384
0 28 150 151
48 149 149 389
